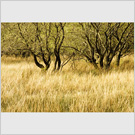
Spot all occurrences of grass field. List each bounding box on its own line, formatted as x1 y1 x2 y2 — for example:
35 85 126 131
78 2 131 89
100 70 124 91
1 55 134 112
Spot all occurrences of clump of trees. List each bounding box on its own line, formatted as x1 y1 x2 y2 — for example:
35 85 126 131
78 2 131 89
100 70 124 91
1 22 134 70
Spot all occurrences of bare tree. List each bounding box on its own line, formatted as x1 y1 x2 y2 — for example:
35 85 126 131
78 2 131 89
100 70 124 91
17 23 52 70
53 23 66 70
67 22 134 69
112 23 134 66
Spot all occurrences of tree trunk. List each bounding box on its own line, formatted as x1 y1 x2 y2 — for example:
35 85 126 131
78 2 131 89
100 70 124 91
105 55 111 69
57 55 61 70
99 55 104 68
46 63 50 70
34 55 44 68
116 53 121 67
54 55 61 71
54 59 57 71
86 56 98 69
42 54 51 70
53 49 61 71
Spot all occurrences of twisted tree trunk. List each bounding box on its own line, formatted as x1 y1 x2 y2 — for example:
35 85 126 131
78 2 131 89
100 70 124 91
34 54 44 68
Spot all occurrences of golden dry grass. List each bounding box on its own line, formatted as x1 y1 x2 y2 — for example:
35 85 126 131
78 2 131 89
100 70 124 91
1 55 134 112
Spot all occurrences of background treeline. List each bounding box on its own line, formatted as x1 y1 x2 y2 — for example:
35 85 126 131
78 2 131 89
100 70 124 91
1 22 134 70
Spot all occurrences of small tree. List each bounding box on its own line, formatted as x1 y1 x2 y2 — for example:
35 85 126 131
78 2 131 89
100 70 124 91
112 23 134 66
17 23 52 70
52 23 66 70
66 22 134 69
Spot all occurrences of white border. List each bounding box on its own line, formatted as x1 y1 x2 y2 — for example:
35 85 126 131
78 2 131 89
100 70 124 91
1 1 134 22
1 1 134 134
1 113 134 134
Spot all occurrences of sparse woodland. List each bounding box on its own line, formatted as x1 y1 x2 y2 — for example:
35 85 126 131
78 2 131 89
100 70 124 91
1 23 134 112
